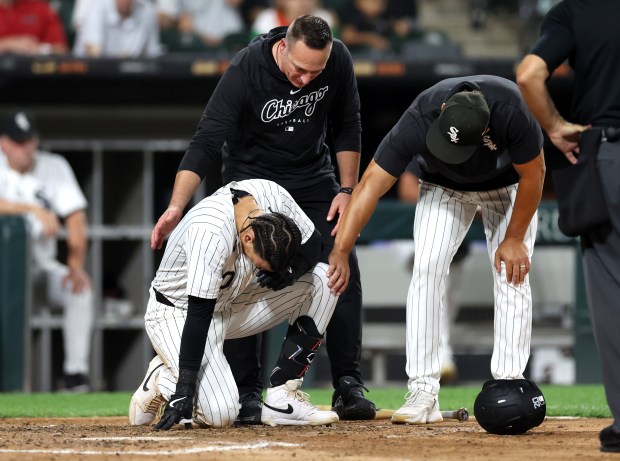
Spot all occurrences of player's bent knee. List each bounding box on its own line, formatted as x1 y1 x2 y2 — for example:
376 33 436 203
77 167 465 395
196 396 240 428
196 412 236 428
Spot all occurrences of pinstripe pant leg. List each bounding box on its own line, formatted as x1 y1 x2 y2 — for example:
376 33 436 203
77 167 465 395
144 297 188 401
406 183 478 395
477 185 537 379
226 263 337 339
145 299 239 427
194 311 239 428
41 259 94 375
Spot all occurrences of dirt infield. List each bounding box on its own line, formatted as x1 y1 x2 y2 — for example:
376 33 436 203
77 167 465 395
0 416 614 461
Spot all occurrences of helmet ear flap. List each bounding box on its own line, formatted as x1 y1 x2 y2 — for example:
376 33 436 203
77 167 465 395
474 379 546 435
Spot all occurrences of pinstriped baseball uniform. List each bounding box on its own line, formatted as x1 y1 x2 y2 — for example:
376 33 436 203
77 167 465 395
408 183 537 394
0 150 94 376
373 75 544 397
144 179 337 427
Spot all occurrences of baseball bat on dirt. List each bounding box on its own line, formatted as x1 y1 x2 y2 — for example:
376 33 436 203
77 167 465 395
378 407 469 421
441 408 469 421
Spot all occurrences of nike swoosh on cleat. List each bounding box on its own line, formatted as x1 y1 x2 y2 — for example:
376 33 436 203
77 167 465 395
263 403 294 414
290 88 302 95
169 396 188 408
142 363 165 391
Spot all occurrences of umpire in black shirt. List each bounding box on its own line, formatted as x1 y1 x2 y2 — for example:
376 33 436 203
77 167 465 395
517 0 620 453
150 15 375 423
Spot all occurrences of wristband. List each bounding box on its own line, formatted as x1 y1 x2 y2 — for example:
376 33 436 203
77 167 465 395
339 187 354 195
176 368 198 395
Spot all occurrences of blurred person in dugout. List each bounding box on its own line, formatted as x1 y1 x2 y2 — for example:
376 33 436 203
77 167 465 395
397 161 465 384
0 0 68 55
339 0 418 54
250 0 337 37
0 111 94 392
156 0 245 49
72 0 161 58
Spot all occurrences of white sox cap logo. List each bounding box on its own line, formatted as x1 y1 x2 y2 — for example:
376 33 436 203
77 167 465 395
448 126 459 143
15 112 31 132
532 395 545 409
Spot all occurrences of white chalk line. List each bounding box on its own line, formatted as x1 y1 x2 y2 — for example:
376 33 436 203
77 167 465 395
0 441 301 456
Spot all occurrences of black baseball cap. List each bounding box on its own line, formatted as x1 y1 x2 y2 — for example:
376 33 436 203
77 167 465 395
1 111 38 142
425 91 490 165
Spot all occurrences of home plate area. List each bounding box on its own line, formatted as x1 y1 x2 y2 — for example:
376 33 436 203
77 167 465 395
0 416 610 461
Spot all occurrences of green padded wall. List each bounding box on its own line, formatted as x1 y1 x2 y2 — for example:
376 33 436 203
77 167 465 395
0 215 28 391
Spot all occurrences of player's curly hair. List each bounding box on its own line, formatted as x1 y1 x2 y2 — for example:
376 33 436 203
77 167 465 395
251 212 302 272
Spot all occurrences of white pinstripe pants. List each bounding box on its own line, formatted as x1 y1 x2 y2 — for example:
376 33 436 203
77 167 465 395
406 182 537 395
34 259 94 375
144 262 337 427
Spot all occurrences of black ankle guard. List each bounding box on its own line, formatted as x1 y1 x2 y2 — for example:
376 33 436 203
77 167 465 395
270 316 323 386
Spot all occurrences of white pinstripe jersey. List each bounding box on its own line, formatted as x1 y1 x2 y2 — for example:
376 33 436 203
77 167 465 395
151 179 315 311
0 150 87 263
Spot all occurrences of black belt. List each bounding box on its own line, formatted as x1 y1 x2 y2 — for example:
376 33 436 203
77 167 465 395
601 127 620 142
231 188 251 204
153 288 175 307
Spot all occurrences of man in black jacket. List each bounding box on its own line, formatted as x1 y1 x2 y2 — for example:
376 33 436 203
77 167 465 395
151 15 375 424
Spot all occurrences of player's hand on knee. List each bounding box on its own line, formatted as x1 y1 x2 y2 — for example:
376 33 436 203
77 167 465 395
327 251 350 295
154 393 193 430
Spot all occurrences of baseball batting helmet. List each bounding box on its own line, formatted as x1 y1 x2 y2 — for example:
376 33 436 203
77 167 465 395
474 379 546 435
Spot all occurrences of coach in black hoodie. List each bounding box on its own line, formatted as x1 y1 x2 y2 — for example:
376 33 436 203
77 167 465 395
151 15 375 424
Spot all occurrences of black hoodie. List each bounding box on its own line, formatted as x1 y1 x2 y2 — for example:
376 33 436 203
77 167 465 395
180 27 362 192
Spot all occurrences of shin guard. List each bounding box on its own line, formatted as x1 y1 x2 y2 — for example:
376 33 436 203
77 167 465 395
270 316 323 386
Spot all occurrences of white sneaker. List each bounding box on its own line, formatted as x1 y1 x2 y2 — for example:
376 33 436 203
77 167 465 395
261 379 339 426
391 389 443 424
129 356 166 426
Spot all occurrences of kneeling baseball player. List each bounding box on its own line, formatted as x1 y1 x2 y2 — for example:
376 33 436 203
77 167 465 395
129 179 339 428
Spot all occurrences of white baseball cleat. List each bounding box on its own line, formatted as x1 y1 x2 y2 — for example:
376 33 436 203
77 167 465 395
261 379 339 426
391 389 443 424
129 356 166 426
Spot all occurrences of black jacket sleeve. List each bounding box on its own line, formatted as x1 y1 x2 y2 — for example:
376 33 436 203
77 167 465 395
178 62 248 179
329 41 362 155
290 228 322 277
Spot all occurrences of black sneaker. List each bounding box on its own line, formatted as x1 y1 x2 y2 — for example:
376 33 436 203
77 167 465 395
600 425 620 452
331 376 376 420
234 391 263 426
64 373 91 393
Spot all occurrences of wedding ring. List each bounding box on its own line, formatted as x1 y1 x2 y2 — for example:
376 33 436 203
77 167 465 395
519 264 527 269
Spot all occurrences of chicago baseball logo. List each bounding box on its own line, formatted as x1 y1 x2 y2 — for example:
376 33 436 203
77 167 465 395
482 134 498 150
448 126 459 143
261 86 329 122
532 395 545 409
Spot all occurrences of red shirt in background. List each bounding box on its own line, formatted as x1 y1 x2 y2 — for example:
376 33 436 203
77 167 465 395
0 0 67 46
